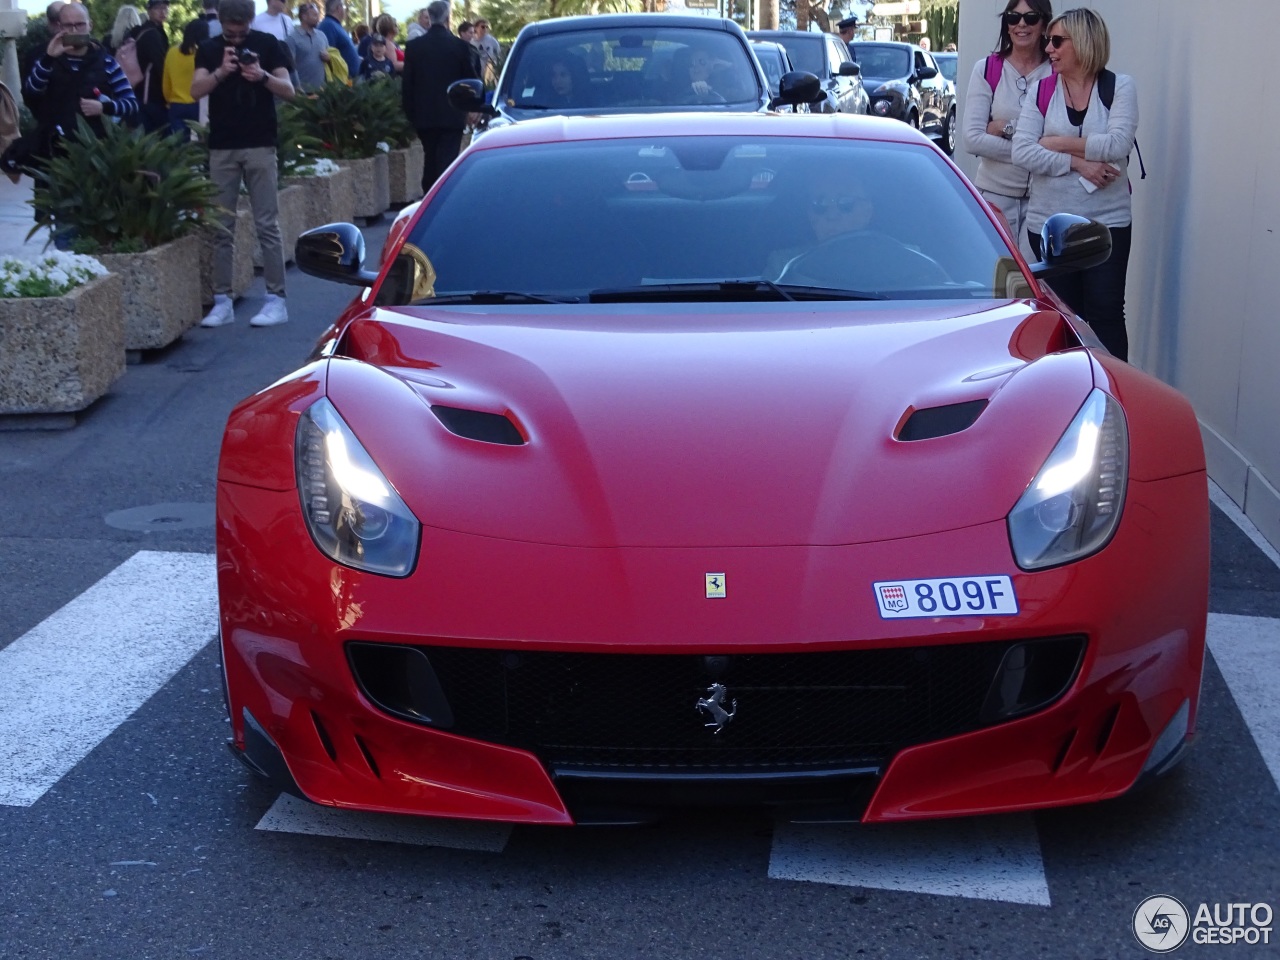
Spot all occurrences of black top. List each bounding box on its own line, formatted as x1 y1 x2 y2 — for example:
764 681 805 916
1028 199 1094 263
196 31 288 150
401 24 480 131
1066 104 1087 127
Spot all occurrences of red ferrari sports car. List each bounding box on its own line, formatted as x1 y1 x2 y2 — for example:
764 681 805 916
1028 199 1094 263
216 113 1208 826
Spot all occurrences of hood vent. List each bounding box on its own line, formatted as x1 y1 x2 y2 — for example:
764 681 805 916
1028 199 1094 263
431 405 525 445
897 399 988 441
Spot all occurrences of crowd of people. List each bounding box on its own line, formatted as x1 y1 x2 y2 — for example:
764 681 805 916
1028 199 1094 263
6 0 503 331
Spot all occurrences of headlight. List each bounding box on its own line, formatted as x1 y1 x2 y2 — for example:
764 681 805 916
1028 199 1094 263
295 398 420 577
1007 389 1128 570
872 99 892 116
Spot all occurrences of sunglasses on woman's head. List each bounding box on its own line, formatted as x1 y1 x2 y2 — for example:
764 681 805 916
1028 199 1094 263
1002 12 1043 26
1044 34 1071 49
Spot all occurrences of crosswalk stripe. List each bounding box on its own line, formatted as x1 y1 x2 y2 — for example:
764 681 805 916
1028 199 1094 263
1207 613 1280 792
768 813 1050 905
256 793 512 851
0 551 217 807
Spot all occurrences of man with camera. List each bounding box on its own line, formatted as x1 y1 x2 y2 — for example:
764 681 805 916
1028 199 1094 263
19 2 138 164
191 0 295 329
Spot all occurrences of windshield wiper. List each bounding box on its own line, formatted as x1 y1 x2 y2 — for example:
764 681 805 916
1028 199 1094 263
587 280 886 303
413 291 581 305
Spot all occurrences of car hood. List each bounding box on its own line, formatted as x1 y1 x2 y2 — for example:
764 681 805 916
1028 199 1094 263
325 300 1094 548
863 75 907 92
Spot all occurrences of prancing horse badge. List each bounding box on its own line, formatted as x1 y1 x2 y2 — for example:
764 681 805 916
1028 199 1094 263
705 573 726 599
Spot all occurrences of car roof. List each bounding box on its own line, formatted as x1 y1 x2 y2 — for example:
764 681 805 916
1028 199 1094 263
466 112 933 150
748 30 831 42
516 13 746 37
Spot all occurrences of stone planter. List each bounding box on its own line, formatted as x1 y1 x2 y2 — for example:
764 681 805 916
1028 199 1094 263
100 234 204 353
283 166 356 229
337 154 390 220
387 144 424 206
0 272 125 423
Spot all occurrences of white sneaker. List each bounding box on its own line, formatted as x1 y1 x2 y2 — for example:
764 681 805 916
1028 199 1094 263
250 294 288 327
200 295 234 328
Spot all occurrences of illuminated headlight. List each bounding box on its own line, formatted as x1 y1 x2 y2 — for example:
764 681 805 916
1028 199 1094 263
1007 389 1128 570
295 398 420 577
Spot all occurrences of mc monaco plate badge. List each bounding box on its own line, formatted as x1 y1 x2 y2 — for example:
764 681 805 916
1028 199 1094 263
874 576 1019 619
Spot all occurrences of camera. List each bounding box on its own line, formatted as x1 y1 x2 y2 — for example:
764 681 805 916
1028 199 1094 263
235 48 258 65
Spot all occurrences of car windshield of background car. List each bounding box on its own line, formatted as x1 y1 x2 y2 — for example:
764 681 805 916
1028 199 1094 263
853 45 911 78
934 54 957 82
774 36 823 77
752 45 785 95
402 136 1020 305
502 27 762 112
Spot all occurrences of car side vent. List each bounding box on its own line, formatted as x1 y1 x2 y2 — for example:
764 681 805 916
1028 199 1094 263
898 400 988 441
431 405 525 445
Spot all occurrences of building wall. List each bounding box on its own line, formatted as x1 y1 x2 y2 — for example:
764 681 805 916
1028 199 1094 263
955 0 1280 550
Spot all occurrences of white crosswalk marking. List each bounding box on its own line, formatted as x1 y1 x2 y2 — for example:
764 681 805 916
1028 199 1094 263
769 813 1050 905
0 551 217 806
256 793 512 851
1207 613 1280 791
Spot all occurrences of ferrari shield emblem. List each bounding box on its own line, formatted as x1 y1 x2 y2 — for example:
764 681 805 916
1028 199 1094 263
705 573 726 599
878 584 909 612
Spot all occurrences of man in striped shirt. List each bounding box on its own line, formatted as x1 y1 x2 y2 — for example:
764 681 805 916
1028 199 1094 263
23 2 138 161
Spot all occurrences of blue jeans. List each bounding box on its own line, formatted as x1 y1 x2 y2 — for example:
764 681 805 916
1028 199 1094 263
1029 224 1132 362
168 102 200 138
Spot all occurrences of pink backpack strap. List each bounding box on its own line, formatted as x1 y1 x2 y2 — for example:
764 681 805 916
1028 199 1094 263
1036 74 1057 116
984 54 1003 93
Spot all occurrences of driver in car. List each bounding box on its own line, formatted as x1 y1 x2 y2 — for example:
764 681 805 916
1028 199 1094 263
767 185 874 280
669 42 748 102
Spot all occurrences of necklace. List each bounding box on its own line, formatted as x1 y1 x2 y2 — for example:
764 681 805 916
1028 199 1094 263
1063 78 1093 112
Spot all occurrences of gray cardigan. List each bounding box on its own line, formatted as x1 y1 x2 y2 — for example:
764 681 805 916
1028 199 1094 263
1011 71 1138 235
961 56 1053 198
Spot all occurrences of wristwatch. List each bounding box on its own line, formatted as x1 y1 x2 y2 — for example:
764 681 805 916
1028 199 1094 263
1002 120 1016 139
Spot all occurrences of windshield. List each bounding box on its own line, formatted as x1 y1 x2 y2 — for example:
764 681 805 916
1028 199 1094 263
402 136 1021 303
752 45 785 95
500 26 762 113
852 44 911 78
772 36 823 76
935 55 957 82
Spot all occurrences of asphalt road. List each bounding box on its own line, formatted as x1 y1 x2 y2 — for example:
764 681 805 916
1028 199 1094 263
1 227 1278 960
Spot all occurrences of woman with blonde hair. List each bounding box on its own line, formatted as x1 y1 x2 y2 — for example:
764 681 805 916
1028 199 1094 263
106 4 142 52
1013 7 1138 360
961 0 1053 248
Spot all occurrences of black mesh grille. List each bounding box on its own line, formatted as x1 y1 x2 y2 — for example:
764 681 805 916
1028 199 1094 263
349 639 1083 774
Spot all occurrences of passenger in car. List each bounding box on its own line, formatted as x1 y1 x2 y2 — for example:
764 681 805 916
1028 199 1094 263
543 53 590 107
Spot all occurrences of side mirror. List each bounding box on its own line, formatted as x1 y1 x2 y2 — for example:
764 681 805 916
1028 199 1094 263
1029 213 1112 279
916 65 938 80
296 223 379 286
448 78 496 116
839 61 860 77
770 70 822 109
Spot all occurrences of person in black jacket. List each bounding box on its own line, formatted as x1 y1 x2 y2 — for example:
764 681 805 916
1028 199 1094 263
130 0 170 131
22 2 139 158
401 0 479 192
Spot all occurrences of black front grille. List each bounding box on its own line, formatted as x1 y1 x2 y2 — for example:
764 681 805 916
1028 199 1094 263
349 639 1082 774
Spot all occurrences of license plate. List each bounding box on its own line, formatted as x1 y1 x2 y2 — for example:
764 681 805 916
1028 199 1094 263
873 576 1019 619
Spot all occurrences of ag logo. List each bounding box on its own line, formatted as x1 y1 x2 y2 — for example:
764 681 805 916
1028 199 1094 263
1133 895 1190 953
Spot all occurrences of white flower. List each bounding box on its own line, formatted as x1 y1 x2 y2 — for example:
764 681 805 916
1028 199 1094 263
293 157 342 177
0 252 107 298
376 141 391 153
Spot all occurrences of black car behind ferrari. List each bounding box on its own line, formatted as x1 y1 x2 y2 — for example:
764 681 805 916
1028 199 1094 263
851 40 955 154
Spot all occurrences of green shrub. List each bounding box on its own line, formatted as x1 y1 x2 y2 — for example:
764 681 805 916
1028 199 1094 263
280 80 401 159
29 118 221 254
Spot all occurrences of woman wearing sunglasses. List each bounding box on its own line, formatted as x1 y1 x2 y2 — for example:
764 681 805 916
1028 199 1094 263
961 0 1053 248
1012 8 1137 361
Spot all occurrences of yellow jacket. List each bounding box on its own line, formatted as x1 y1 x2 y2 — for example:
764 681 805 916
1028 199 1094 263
162 47 197 106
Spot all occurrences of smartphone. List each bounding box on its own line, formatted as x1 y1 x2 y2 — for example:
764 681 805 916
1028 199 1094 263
61 33 92 46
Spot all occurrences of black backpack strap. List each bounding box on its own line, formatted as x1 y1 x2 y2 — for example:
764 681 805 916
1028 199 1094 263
1097 68 1145 180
